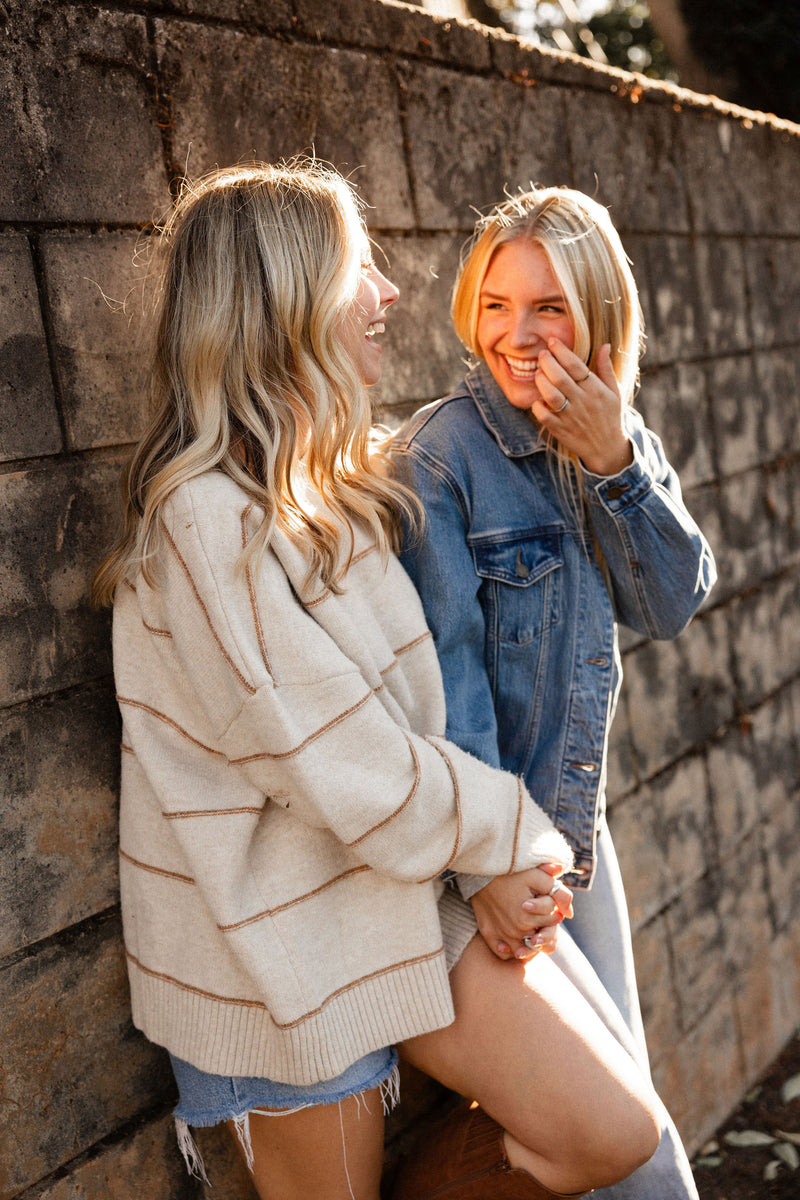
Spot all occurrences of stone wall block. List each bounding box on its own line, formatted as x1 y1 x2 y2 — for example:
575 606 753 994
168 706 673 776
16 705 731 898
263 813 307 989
623 610 734 780
0 236 61 463
653 996 746 1151
705 723 760 860
155 0 293 25
565 92 690 233
635 235 702 366
715 831 772 978
399 64 560 228
0 915 173 1198
157 26 413 229
729 577 800 711
665 874 727 1030
295 0 492 69
0 455 125 707
605 689 638 802
41 232 150 451
610 755 710 931
749 685 800 813
694 238 752 356
370 233 465 411
0 684 120 959
745 238 800 348
761 785 800 934
731 933 800 1085
1 5 167 223
636 363 714 488
632 913 682 1066
708 354 775 476
716 469 780 596
754 347 800 459
34 1113 199 1200
681 114 782 235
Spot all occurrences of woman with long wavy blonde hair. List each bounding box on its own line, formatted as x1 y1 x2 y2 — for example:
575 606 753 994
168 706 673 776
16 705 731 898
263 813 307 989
95 162 660 1200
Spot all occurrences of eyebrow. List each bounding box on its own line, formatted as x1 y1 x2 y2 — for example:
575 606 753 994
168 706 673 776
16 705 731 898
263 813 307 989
480 289 565 303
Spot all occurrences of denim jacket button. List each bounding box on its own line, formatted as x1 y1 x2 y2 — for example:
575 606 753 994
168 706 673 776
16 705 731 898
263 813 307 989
606 484 629 500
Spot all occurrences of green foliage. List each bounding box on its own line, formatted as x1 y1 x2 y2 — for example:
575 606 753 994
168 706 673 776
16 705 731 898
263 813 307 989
587 1 677 81
679 0 800 120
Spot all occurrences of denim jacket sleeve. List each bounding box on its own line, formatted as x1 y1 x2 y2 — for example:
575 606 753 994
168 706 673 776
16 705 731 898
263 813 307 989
397 446 509 900
581 412 717 640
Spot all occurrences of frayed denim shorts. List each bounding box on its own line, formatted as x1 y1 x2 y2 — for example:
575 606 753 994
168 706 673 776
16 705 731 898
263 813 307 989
169 1048 400 1181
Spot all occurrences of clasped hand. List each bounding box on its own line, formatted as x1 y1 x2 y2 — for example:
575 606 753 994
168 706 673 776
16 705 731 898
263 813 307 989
470 864 574 963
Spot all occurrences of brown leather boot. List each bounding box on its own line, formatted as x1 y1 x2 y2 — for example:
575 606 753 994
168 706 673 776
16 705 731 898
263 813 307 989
390 1100 590 1199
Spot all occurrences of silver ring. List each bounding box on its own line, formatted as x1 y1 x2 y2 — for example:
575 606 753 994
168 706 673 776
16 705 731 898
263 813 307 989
522 936 535 950
552 396 569 414
548 880 564 897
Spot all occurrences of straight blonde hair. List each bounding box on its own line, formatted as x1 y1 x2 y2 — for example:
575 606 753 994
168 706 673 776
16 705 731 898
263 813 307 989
93 160 417 605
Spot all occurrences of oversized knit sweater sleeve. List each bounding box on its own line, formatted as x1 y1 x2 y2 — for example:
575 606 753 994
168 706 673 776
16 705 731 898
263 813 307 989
116 474 571 912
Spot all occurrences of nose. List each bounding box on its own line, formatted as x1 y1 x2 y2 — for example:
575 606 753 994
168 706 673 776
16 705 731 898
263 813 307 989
507 310 541 349
376 267 399 307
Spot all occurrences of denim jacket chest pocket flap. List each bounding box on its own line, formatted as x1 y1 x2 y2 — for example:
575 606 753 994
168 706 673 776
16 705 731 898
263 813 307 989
470 529 563 645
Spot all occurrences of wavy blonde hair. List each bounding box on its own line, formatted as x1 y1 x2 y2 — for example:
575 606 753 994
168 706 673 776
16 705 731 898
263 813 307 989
453 186 643 407
93 160 417 605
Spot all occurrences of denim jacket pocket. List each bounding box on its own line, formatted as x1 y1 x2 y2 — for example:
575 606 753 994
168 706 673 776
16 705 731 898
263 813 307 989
471 529 563 646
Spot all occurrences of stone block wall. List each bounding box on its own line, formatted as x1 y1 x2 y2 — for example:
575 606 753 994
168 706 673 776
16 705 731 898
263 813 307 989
2 0 799 1194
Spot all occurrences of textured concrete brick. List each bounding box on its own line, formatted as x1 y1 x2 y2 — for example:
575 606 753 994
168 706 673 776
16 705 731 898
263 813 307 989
370 233 464 411
399 65 569 229
716 469 780 596
761 784 800 934
194 1122 258 1199
295 0 492 69
731 929 800 1083
0 4 167 222
0 236 61 463
708 354 773 476
0 914 173 1197
157 25 413 228
632 913 681 1066
635 235 702 366
0 684 120 958
715 830 772 978
680 112 786 236
610 755 710 930
665 874 727 1029
729 575 800 710
623 609 734 780
156 0 293 24
706 723 760 859
754 346 800 459
745 238 800 348
40 232 149 452
636 363 714 489
34 1113 199 1200
605 688 638 802
749 685 800 817
694 238 752 356
653 995 746 1152
565 91 690 234
0 454 124 706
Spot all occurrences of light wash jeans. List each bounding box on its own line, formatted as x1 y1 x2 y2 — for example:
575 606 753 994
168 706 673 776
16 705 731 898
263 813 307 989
552 822 699 1200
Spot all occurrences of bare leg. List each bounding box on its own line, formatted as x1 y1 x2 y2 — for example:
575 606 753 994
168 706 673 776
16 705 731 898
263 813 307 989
401 936 661 1196
229 1088 385 1200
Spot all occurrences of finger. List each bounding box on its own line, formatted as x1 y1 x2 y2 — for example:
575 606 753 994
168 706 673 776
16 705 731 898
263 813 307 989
595 342 620 396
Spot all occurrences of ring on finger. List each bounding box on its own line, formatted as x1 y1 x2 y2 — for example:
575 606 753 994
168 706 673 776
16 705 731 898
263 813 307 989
522 935 536 950
548 879 564 897
552 396 569 414
576 372 590 383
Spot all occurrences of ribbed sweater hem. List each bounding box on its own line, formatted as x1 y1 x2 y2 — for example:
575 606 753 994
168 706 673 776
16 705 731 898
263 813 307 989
128 950 455 1083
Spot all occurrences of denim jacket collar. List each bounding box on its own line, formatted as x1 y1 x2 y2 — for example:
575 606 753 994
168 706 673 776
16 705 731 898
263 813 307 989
464 362 548 459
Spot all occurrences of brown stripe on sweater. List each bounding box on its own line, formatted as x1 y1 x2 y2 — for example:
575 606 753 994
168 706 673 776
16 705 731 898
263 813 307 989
218 865 371 930
126 946 446 1027
161 517 257 695
241 504 274 680
423 738 463 875
142 618 173 638
120 847 195 885
346 734 421 847
510 776 524 873
117 696 227 759
163 805 265 819
230 689 373 763
121 743 135 755
393 631 433 658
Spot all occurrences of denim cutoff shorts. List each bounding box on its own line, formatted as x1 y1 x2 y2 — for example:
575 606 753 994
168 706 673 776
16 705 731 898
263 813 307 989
170 1047 400 1180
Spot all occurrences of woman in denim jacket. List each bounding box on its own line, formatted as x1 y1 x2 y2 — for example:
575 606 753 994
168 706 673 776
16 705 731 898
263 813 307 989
393 187 716 1200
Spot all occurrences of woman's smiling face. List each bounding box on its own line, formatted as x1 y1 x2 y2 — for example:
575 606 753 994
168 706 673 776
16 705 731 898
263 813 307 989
476 239 575 410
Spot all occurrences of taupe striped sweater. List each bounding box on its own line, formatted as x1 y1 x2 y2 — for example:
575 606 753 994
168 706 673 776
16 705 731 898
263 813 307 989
113 471 572 1084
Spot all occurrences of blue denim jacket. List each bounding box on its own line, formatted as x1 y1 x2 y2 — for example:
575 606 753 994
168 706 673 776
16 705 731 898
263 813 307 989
394 363 716 886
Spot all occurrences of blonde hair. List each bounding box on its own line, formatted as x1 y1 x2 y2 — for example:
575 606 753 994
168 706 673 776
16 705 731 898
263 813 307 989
94 160 417 605
453 185 643 406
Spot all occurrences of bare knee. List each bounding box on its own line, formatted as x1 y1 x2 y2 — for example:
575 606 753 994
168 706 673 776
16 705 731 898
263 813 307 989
584 1092 661 1189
